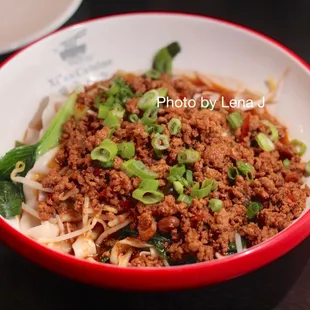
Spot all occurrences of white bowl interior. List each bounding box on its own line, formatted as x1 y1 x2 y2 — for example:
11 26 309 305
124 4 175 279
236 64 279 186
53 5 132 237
1 13 309 230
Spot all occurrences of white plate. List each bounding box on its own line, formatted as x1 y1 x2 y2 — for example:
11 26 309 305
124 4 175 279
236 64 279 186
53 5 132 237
0 0 83 55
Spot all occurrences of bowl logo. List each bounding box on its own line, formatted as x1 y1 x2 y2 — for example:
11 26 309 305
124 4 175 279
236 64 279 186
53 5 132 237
54 28 90 65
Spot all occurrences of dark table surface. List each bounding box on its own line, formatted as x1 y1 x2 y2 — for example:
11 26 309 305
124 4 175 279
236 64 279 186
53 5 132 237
1 1 310 309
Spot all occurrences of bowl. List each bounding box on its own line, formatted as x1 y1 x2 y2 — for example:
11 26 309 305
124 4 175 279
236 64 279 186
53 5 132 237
0 12 309 291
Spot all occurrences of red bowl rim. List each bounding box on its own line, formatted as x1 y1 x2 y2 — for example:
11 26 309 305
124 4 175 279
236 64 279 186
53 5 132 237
0 11 310 290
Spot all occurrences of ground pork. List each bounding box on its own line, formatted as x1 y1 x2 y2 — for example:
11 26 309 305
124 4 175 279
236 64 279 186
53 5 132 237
37 72 309 267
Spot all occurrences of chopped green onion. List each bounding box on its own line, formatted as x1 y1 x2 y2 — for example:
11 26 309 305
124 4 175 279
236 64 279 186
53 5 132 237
261 120 279 141
152 134 170 151
167 164 186 183
208 199 223 212
108 82 120 96
91 139 118 163
228 166 239 181
144 69 161 80
236 161 254 182
247 202 263 220
128 114 139 123
173 181 184 194
227 111 243 129
132 188 164 204
152 41 181 75
139 179 160 191
111 103 125 118
121 159 158 179
283 159 291 169
202 178 218 191
168 118 181 135
290 139 307 156
104 96 115 107
177 193 192 206
145 124 164 134
177 149 200 164
190 181 212 199
103 111 120 129
138 90 159 111
98 105 110 119
170 164 186 177
106 77 134 104
256 133 275 152
117 142 135 159
305 161 310 176
157 88 168 97
141 106 158 125
99 161 114 169
185 170 193 186
94 95 102 108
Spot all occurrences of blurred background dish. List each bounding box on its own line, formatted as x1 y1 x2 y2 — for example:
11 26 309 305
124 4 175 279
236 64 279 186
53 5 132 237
0 0 83 55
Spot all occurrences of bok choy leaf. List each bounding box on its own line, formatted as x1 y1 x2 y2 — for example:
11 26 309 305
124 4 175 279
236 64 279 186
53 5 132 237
0 181 23 218
0 92 78 218
36 92 78 156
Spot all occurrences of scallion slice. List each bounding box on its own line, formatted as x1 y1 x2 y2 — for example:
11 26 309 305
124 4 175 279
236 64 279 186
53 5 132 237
228 166 239 181
202 178 218 191
247 202 263 220
103 111 121 129
121 159 158 179
138 90 159 111
167 164 186 183
208 199 223 212
144 69 161 80
145 124 164 134
290 139 307 156
128 114 139 123
152 134 170 151
132 188 164 204
177 149 200 164
190 181 212 199
283 159 291 169
227 111 243 129
185 170 193 186
111 103 125 118
152 41 181 75
177 193 192 206
139 179 160 191
117 142 135 159
98 105 110 119
261 120 279 141
168 118 181 135
255 133 275 152
91 139 118 163
236 161 254 182
173 181 184 194
141 106 158 125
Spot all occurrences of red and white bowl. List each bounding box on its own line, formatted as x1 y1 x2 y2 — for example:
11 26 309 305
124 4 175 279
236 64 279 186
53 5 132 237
0 12 309 291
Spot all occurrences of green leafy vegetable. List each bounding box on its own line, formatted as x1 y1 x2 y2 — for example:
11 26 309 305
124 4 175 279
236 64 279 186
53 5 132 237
100 256 110 263
151 42 181 76
0 181 23 218
227 238 247 255
0 144 37 181
118 225 138 239
149 235 171 259
36 92 78 156
106 77 134 105
0 92 78 218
